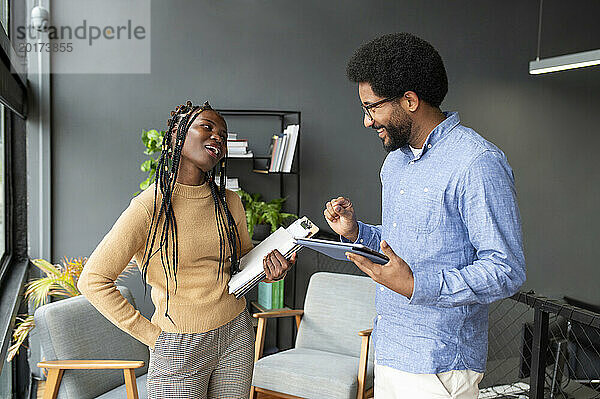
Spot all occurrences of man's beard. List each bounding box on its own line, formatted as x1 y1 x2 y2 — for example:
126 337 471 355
374 108 412 152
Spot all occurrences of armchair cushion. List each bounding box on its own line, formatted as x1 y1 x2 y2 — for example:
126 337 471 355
295 272 376 361
95 373 147 399
253 348 374 399
34 286 149 399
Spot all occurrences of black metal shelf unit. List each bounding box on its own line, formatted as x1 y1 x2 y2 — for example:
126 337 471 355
217 109 301 225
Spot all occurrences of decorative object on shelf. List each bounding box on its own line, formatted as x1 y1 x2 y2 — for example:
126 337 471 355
237 190 297 240
7 257 136 362
137 128 166 194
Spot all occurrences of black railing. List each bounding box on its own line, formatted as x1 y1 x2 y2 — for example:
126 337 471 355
483 291 600 398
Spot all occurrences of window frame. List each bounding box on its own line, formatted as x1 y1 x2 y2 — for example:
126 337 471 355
0 0 29 383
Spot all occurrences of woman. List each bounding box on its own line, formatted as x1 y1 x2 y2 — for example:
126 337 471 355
78 101 295 398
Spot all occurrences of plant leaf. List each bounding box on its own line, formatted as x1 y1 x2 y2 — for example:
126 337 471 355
7 315 35 362
31 259 61 278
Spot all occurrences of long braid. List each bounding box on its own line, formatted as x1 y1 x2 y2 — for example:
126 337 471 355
139 101 242 326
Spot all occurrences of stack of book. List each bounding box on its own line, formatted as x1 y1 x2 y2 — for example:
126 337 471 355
225 177 240 191
258 280 284 309
268 124 299 173
227 133 253 158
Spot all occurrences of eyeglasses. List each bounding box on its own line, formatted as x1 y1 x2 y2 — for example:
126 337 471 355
361 95 399 121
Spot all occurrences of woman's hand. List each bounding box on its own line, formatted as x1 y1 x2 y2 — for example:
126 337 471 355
262 250 297 282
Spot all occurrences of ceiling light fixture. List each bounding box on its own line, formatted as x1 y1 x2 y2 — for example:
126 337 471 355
529 0 600 75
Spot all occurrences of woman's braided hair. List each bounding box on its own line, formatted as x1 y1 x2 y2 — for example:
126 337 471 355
139 100 242 325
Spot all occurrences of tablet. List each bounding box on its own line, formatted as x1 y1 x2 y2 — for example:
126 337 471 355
294 237 389 265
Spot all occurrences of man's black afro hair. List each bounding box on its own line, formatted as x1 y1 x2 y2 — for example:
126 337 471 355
346 32 448 108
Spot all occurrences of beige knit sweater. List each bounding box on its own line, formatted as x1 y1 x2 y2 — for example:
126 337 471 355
77 181 253 349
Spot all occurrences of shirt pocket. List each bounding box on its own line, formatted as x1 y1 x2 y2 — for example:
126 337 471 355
398 183 443 234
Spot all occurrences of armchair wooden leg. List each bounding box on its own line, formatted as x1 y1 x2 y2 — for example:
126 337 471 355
356 334 371 399
254 317 267 362
123 369 139 399
249 385 256 399
43 368 64 399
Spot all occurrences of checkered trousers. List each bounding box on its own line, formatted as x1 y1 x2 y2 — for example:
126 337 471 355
147 309 255 399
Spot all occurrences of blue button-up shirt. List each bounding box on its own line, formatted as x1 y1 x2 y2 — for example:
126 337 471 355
348 111 525 374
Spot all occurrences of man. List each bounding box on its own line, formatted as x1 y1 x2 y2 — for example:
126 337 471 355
324 33 525 398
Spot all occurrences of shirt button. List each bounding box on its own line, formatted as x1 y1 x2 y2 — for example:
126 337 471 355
393 222 397 227
424 187 429 192
360 239 364 243
378 315 382 320
400 189 405 194
380 286 384 292
427 144 432 149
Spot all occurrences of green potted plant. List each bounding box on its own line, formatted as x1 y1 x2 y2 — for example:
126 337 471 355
137 129 166 194
237 190 297 241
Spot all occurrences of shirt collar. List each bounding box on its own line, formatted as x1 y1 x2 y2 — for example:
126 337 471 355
398 111 460 160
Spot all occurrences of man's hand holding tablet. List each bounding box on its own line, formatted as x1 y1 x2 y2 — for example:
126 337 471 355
323 196 415 299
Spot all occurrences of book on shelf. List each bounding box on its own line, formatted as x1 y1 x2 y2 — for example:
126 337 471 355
227 134 252 157
277 133 288 172
228 217 319 298
225 177 240 191
228 147 250 154
267 135 277 171
227 139 248 148
281 124 299 173
228 150 254 158
258 279 284 309
267 125 299 173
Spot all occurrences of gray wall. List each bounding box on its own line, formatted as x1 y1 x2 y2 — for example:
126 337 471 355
51 1 600 316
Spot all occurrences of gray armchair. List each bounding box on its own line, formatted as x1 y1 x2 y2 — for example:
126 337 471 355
251 272 376 399
34 286 148 399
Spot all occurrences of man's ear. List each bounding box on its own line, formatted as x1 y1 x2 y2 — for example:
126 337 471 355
403 91 419 113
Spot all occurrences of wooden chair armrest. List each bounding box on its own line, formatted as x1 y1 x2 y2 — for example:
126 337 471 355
253 309 304 319
253 309 304 363
358 328 373 337
37 360 145 369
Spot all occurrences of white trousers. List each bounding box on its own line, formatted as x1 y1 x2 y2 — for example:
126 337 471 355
374 364 484 399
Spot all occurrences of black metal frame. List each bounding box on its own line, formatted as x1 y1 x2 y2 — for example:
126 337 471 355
511 291 600 398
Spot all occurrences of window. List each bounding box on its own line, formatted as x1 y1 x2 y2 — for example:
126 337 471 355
0 104 5 259
0 0 7 36
0 1 30 397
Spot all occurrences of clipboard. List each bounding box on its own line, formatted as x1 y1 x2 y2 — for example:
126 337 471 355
228 217 319 298
294 237 389 265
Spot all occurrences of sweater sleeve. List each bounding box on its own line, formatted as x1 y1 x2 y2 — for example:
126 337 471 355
77 197 162 349
228 191 254 257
